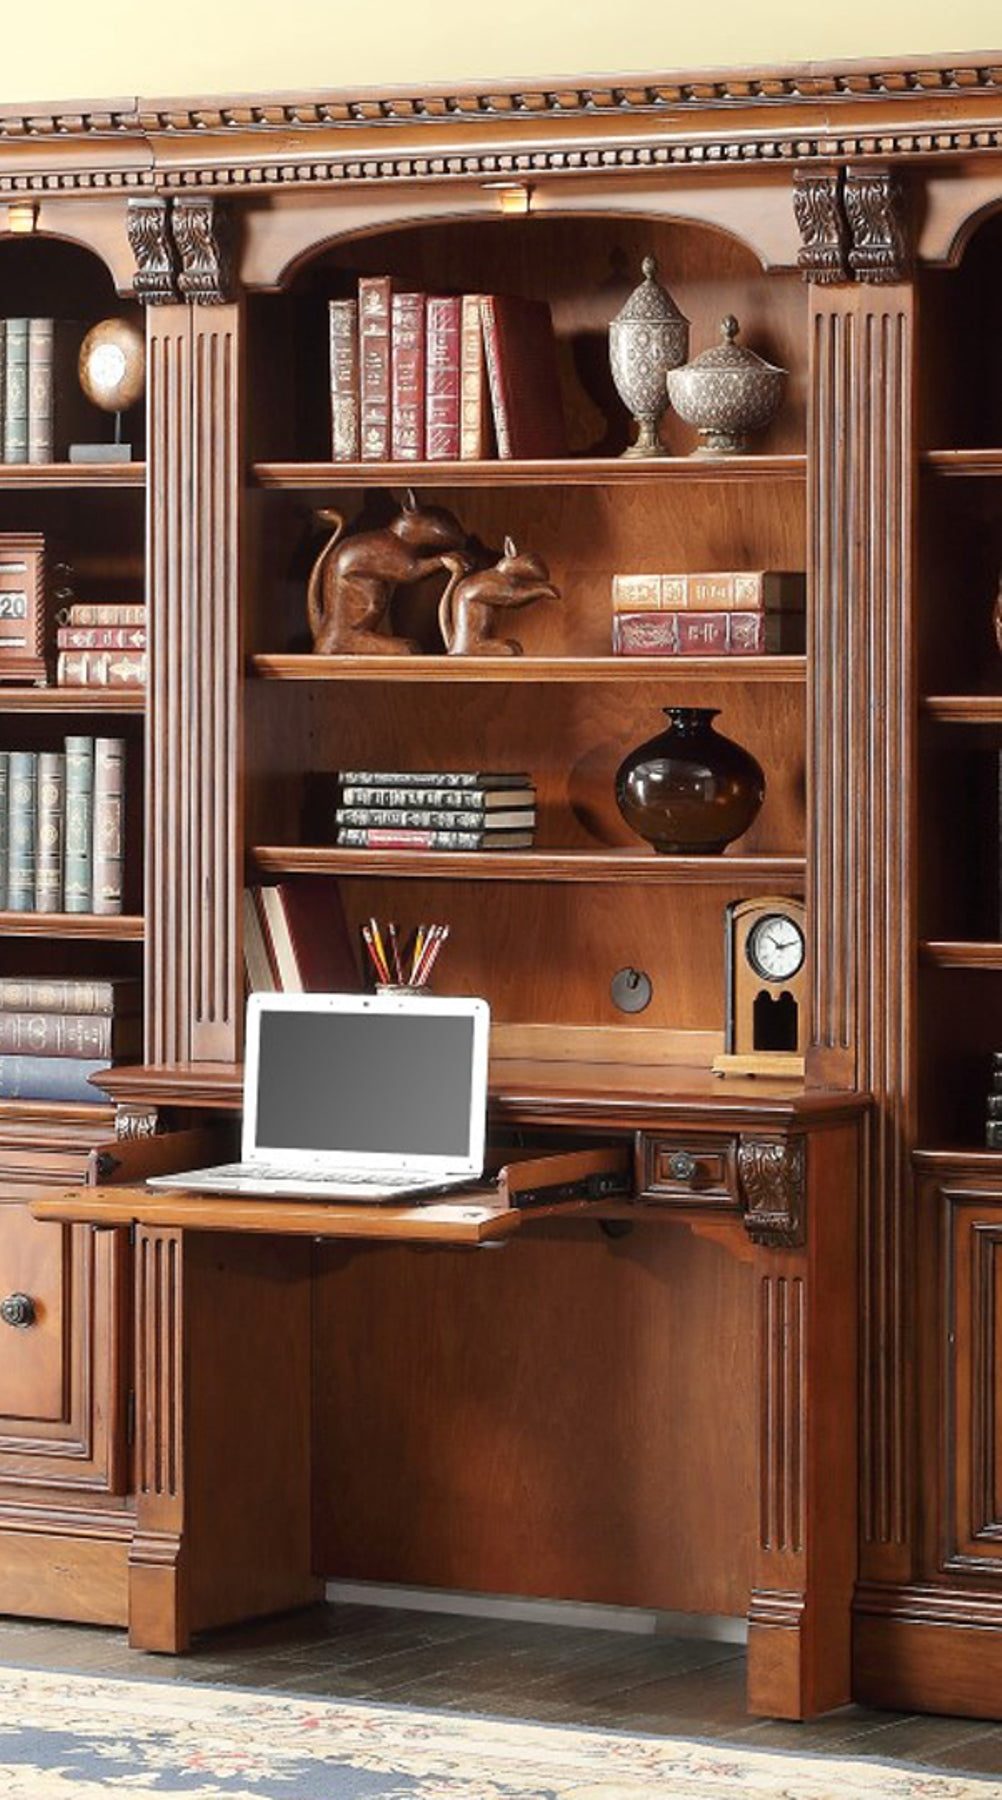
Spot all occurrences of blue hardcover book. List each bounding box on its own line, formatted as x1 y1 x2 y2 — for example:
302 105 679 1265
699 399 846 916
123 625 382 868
0 1054 109 1103
0 750 9 907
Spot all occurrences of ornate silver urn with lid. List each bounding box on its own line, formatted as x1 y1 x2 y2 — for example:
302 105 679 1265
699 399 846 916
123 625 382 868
609 256 689 458
667 315 787 455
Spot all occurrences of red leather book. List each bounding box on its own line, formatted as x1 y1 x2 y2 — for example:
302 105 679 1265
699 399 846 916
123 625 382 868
611 610 806 656
57 627 147 650
257 879 360 992
391 292 426 461
675 614 730 655
480 294 567 460
359 276 393 461
425 296 462 461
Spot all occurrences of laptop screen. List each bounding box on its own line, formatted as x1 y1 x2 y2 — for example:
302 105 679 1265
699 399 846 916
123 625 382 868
245 994 489 1172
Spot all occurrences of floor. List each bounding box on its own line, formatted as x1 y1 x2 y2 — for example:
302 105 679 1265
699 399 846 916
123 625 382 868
2 1604 1002 1775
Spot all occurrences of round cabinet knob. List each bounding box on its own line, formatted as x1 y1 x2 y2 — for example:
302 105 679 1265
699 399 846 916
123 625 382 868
668 1151 698 1185
1 1292 37 1329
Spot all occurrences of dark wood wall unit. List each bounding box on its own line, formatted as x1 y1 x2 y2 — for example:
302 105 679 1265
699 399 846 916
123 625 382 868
9 50 1002 1721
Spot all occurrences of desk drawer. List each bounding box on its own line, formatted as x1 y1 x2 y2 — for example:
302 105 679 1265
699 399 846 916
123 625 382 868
637 1135 740 1207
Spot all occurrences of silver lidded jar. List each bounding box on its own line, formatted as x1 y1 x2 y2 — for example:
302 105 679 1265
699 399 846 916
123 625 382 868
667 315 786 455
609 256 689 458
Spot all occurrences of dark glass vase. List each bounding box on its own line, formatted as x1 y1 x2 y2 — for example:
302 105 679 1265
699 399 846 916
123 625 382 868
615 706 765 854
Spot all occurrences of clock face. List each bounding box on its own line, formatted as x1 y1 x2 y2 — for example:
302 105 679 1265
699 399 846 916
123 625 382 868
747 912 805 983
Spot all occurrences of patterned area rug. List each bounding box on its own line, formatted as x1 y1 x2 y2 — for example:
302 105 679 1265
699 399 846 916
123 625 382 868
0 1665 996 1799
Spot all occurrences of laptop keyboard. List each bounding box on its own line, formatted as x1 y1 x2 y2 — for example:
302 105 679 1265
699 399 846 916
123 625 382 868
216 1164 427 1187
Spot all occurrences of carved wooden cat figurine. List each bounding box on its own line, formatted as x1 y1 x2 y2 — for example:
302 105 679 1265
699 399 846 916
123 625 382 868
307 491 470 655
438 538 560 656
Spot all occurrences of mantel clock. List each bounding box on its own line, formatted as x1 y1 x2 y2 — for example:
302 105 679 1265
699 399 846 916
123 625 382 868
713 895 807 1078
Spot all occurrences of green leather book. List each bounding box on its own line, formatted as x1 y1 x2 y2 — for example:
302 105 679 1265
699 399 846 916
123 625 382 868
34 750 65 912
4 319 28 463
92 736 124 916
64 735 94 912
7 750 37 911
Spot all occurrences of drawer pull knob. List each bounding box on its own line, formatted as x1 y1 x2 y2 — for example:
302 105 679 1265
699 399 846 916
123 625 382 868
1 1292 36 1329
668 1151 699 1184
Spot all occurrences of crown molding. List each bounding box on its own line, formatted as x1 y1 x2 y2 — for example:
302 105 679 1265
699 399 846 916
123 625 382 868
1 51 1002 142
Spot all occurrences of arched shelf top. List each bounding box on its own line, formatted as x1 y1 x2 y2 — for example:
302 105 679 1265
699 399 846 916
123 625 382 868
237 172 801 293
919 173 1002 270
0 200 138 301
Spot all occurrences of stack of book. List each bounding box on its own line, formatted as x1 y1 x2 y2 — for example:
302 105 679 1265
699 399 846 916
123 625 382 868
56 602 146 690
330 280 567 464
0 736 125 915
0 973 140 1103
243 880 359 993
0 318 86 464
610 570 807 657
335 770 537 852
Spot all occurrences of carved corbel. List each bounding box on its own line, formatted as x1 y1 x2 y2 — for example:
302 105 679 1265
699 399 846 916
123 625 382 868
793 168 850 285
171 197 234 305
126 197 179 304
843 167 909 284
115 1103 162 1140
738 1136 807 1248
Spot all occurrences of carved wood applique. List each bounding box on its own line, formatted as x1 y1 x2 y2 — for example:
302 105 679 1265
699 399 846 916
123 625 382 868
843 168 909 284
738 1137 807 1247
172 198 233 305
126 198 179 305
794 165 909 285
794 169 850 284
127 197 233 305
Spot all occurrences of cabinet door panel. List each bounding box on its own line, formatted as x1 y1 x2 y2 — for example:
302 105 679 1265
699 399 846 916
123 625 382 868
941 1193 1002 1570
0 1197 128 1493
0 1202 65 1420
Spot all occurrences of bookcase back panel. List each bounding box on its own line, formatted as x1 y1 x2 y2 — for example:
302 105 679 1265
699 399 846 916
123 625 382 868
246 215 807 463
0 492 144 582
917 724 1001 941
918 967 1002 1149
919 214 1002 452
311 1219 756 1616
244 484 807 661
335 875 744 1034
243 681 805 856
916 480 1002 699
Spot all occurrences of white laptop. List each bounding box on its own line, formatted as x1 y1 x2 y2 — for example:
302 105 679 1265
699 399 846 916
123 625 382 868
148 989 490 1202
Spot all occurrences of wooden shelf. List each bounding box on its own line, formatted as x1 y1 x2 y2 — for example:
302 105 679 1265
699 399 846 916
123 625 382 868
0 911 144 939
920 941 1002 968
921 696 1002 722
252 845 806 886
250 653 807 685
922 449 1002 477
97 1056 863 1130
0 686 144 713
0 461 146 489
251 454 807 490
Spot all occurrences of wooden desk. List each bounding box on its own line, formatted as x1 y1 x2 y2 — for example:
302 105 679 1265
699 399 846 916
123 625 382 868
33 1075 864 1722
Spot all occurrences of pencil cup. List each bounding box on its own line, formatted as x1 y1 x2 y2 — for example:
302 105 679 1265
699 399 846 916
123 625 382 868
375 983 421 995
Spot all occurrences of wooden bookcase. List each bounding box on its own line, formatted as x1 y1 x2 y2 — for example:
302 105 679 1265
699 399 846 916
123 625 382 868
9 51 1002 1720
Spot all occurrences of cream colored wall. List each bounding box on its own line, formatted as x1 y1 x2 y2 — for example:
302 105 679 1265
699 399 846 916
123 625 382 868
10 1 1002 107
